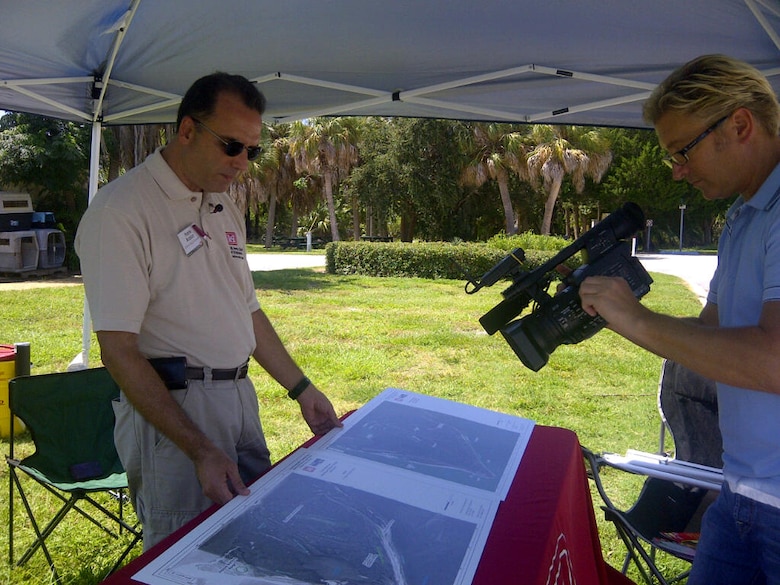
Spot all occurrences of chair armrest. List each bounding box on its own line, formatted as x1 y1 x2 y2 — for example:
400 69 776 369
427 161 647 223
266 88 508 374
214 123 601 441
600 450 723 492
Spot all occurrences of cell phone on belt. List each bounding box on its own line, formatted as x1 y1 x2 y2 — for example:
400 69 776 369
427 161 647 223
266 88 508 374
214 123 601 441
148 356 188 390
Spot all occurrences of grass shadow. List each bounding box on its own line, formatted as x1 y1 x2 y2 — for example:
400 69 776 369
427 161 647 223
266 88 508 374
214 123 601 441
252 268 360 291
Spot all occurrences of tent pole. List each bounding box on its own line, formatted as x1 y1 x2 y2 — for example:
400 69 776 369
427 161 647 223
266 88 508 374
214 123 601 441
69 1 140 371
69 120 102 371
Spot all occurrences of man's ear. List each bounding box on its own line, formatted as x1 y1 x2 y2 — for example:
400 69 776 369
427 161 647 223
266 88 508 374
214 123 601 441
177 116 198 144
731 107 754 144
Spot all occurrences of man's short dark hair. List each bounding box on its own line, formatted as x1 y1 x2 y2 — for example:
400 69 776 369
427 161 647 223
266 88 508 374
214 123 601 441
176 72 266 127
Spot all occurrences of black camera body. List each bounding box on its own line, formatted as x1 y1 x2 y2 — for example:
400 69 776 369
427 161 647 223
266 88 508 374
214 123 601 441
468 202 653 371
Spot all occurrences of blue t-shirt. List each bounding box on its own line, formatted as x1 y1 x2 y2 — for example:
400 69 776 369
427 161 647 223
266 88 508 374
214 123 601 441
708 162 780 506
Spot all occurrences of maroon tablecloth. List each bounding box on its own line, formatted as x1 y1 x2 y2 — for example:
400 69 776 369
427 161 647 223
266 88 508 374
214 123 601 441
473 425 633 585
101 425 633 585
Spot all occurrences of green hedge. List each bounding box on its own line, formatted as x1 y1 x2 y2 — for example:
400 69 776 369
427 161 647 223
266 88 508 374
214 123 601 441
486 231 570 252
325 240 581 281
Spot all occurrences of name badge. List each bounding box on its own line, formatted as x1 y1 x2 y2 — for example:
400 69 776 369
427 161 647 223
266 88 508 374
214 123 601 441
177 225 204 256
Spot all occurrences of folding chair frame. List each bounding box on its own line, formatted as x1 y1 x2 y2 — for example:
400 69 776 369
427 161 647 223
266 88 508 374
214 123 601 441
584 448 695 585
6 369 142 581
583 359 722 585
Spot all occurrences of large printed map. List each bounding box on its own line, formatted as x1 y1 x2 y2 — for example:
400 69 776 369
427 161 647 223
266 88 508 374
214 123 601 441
133 388 535 585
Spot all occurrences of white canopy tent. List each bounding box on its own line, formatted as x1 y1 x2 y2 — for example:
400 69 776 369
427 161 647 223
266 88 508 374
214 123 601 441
3 1 780 127
1 0 780 366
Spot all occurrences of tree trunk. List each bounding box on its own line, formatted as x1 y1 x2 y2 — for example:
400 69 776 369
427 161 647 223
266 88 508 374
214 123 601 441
324 173 340 241
497 173 517 235
104 128 122 182
253 211 260 241
264 192 276 248
400 211 416 242
351 191 360 241
573 206 582 239
540 174 563 235
378 208 389 238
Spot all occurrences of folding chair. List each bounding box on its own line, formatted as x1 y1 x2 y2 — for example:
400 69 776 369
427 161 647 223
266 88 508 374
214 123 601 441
6 367 142 580
583 359 723 585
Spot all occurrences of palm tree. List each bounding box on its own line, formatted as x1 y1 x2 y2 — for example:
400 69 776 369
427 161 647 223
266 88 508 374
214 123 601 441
459 123 530 235
526 125 613 235
227 169 259 226
104 124 173 181
290 173 324 236
290 117 361 241
249 124 298 246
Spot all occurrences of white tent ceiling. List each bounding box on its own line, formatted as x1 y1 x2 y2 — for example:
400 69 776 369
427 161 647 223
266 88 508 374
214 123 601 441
2 0 780 129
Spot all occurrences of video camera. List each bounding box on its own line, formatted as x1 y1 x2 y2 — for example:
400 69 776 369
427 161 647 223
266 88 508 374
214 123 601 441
466 202 653 371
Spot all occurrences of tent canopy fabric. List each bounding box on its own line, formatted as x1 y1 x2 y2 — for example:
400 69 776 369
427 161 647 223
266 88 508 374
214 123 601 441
2 0 780 130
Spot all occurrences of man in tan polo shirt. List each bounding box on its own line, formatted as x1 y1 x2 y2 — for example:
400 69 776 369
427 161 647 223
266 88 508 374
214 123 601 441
75 72 341 550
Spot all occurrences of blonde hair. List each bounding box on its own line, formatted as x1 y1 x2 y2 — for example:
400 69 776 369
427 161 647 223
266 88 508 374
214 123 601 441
643 54 780 136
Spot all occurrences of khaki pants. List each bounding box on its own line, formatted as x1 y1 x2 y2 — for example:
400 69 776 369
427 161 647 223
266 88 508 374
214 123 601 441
113 376 271 550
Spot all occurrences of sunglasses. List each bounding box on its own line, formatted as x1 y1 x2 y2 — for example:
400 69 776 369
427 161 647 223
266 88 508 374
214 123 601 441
191 118 263 161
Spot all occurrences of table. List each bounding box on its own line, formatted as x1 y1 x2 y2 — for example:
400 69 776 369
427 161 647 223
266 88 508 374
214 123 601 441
101 425 633 585
473 426 633 585
271 236 325 249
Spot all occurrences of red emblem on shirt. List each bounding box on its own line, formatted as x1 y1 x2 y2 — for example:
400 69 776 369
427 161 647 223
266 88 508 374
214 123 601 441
225 232 238 246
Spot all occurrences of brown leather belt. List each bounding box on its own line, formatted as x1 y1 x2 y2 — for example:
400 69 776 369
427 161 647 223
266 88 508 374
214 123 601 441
185 363 249 381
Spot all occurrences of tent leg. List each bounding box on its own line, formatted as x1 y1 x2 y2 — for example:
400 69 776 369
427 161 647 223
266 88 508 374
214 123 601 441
72 120 103 370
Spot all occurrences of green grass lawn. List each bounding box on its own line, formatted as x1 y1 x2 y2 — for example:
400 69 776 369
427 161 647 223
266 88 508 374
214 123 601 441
0 268 702 584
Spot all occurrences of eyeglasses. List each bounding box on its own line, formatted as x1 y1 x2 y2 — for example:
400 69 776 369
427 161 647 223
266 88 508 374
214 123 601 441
191 118 263 161
662 115 728 168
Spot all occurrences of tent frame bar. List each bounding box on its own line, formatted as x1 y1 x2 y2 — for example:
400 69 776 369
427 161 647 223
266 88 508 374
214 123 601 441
747 0 780 50
272 63 667 124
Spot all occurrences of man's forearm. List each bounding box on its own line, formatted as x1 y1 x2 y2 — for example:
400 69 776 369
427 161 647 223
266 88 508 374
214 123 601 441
250 309 306 391
97 330 215 463
618 307 780 394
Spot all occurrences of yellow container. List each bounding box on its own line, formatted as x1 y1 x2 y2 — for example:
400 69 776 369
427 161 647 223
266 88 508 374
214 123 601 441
0 345 25 437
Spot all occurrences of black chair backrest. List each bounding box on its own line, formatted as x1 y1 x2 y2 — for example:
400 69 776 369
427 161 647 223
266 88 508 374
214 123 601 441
9 367 123 484
658 360 722 469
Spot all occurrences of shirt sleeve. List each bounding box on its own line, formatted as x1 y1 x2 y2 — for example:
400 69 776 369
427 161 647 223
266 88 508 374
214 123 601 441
75 202 151 334
763 206 780 303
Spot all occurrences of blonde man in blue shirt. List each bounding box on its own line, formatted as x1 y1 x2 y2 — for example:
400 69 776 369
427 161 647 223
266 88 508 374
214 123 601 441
579 54 780 584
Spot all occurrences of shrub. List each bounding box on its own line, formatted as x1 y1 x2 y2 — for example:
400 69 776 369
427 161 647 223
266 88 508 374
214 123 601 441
325 240 581 281
487 231 570 252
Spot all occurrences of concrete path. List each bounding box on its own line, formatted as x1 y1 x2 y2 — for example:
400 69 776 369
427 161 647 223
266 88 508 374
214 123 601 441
637 253 717 305
246 253 326 272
